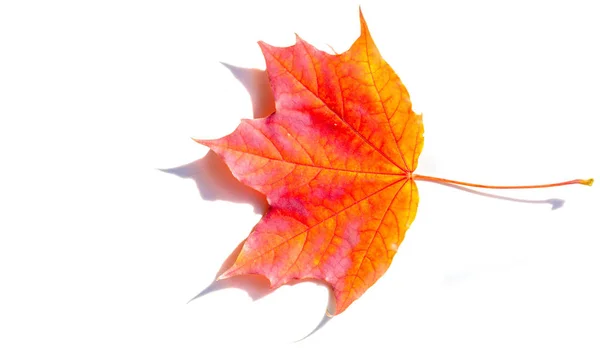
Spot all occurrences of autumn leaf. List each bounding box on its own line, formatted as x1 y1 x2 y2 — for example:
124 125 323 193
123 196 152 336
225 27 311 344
196 10 592 315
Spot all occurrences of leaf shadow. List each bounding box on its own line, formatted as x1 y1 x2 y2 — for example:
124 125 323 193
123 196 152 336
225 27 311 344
160 151 268 214
294 287 335 342
187 239 335 322
160 63 276 301
160 63 275 213
187 239 275 302
297 314 333 341
220 62 275 120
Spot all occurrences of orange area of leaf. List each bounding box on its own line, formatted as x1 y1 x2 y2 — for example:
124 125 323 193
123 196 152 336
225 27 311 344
196 10 423 315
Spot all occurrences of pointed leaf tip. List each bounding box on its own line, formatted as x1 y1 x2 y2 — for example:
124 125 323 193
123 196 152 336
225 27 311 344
217 266 235 281
359 7 368 33
192 137 208 146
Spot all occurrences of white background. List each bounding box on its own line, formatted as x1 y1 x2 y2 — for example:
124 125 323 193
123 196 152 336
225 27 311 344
1 0 599 350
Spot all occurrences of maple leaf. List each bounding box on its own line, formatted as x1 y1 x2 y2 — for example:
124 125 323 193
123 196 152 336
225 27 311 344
196 10 592 315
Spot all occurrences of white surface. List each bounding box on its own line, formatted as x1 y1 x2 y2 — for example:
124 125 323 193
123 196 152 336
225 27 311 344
1 1 599 350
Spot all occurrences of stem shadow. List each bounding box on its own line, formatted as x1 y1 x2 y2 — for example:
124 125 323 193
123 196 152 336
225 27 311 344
429 181 566 210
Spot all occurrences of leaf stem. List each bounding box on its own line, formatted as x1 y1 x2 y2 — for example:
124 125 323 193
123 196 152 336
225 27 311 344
413 174 593 189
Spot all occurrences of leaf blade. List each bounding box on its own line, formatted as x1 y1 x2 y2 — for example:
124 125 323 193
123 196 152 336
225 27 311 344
199 9 423 314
